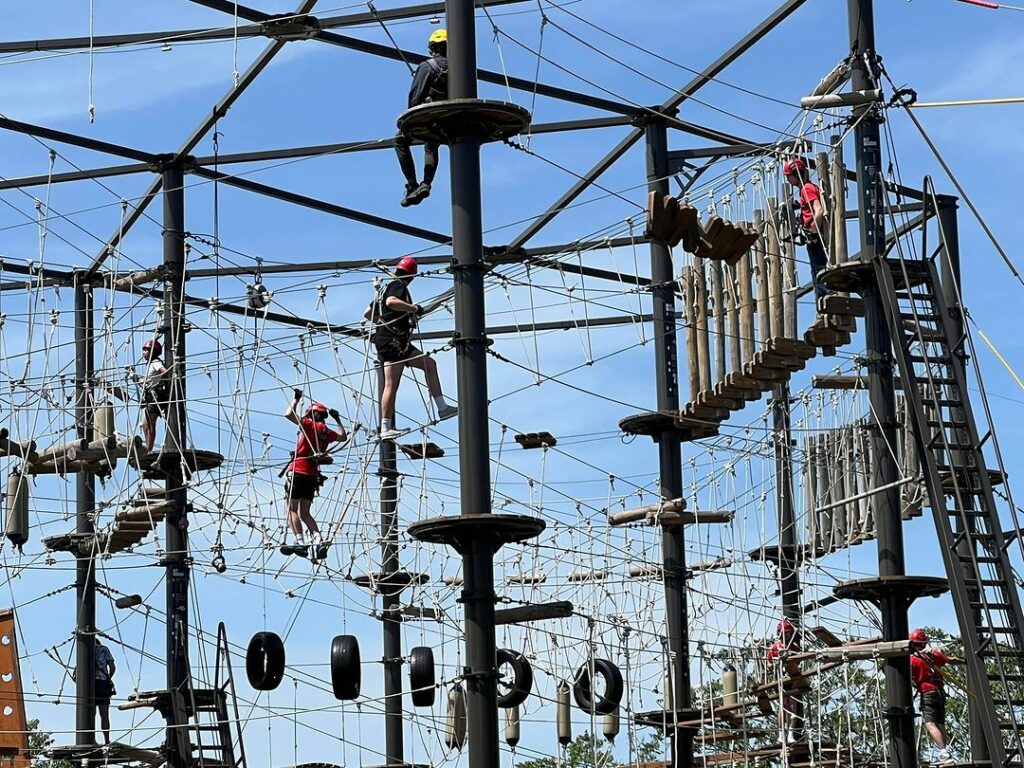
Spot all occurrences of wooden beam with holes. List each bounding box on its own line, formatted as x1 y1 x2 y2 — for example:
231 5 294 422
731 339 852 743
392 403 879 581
0 610 29 768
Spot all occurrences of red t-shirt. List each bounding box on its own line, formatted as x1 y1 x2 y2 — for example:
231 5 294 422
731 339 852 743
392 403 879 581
766 637 797 665
799 182 822 230
910 649 949 693
288 417 342 476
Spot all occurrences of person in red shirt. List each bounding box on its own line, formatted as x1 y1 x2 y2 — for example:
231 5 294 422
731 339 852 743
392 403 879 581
784 157 833 302
282 390 348 559
765 619 802 744
910 628 954 764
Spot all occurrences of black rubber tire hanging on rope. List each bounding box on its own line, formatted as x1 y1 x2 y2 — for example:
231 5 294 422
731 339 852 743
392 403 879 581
331 635 361 701
573 658 623 715
408 646 436 708
245 632 285 691
496 649 533 709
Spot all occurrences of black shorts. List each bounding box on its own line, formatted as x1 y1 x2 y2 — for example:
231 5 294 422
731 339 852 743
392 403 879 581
920 689 945 724
285 472 320 502
142 388 167 419
94 678 113 706
374 336 413 364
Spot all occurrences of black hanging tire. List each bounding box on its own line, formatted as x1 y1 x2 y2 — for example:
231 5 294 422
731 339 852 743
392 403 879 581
496 649 533 709
246 631 285 691
409 646 436 708
573 658 623 715
331 635 361 700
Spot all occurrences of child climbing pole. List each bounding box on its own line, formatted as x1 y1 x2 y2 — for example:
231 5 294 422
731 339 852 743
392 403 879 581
395 29 448 207
364 257 457 440
135 338 168 452
783 157 833 301
282 390 348 559
765 619 803 744
909 628 955 764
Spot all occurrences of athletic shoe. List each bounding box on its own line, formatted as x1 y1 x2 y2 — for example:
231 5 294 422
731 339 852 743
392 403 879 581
400 183 419 208
436 404 458 421
315 543 330 561
379 427 409 441
408 182 431 206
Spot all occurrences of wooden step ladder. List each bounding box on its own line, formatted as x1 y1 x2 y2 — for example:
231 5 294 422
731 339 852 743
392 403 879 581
875 254 1024 767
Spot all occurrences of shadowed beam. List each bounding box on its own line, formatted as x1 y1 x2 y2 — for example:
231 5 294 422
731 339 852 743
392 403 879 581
504 0 810 252
0 0 527 54
0 116 159 163
82 0 322 279
191 166 451 244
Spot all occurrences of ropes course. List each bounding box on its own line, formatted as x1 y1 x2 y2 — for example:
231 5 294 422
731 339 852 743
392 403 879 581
0 3 1021 768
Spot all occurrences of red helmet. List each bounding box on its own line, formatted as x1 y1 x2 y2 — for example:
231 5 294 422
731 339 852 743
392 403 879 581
305 402 328 417
142 338 162 356
778 619 795 635
396 256 418 275
783 157 807 177
909 628 927 643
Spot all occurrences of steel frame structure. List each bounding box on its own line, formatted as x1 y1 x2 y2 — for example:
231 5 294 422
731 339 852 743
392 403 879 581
0 0 962 766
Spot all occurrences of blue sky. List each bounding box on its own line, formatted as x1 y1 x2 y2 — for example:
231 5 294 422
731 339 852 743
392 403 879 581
1 0 1023 766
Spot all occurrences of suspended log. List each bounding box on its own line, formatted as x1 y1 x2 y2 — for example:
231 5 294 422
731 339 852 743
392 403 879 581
608 501 733 527
830 135 848 265
683 266 700 402
726 265 741 375
831 430 848 549
737 238 755 362
0 432 37 462
816 434 832 552
693 258 712 392
766 199 784 340
445 685 467 751
568 569 607 583
855 425 874 541
629 564 662 579
556 682 572 746
110 266 165 291
753 210 770 347
805 438 818 549
710 261 726 383
843 433 857 545
495 601 573 625
505 572 547 586
815 151 833 263
66 436 139 463
5 472 29 548
32 439 86 466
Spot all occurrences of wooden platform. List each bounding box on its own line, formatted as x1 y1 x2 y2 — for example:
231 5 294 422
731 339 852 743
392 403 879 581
44 490 174 555
398 442 445 460
128 448 224 478
47 742 162 767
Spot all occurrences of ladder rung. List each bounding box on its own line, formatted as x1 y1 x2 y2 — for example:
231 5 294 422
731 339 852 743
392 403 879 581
921 396 961 406
971 602 1013 610
909 354 952 365
964 555 1002 563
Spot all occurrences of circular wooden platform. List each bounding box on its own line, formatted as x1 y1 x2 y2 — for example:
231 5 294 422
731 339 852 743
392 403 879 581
408 513 545 552
131 448 225 478
834 575 948 604
397 99 531 145
350 570 429 596
818 257 930 294
619 411 719 442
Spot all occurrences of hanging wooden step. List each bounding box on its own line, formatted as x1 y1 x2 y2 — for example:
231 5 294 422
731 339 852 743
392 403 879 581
514 431 557 449
608 500 733 527
399 442 445 460
818 295 865 317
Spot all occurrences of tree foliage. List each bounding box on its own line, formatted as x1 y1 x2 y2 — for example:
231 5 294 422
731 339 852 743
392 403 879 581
517 731 664 768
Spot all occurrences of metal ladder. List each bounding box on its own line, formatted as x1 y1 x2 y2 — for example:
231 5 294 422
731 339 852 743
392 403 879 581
180 623 246 768
875 253 1024 766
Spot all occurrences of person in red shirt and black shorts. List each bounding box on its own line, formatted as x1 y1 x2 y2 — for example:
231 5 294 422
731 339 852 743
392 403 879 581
282 390 348 559
910 628 955 764
784 158 834 302
765 619 803 744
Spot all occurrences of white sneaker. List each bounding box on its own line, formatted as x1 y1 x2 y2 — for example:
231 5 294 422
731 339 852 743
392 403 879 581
436 404 458 421
379 427 409 441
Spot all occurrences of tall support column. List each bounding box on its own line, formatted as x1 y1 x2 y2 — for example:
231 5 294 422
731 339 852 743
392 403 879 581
448 3 500 767
847 4 916 768
162 163 190 722
936 197 989 762
770 382 802 726
645 117 691 768
74 280 96 746
377 364 405 766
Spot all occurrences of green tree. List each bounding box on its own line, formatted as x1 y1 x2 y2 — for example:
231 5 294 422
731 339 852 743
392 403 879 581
518 732 664 768
27 719 74 768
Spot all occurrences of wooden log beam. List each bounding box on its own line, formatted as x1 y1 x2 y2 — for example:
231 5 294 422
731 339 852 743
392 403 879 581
693 257 712 392
753 210 770 349
683 265 700 402
766 198 784 340
495 601 573 625
608 504 734 527
711 261 726 383
726 264 742 375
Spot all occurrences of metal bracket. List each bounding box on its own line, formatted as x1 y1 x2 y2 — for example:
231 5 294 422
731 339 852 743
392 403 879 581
261 14 321 41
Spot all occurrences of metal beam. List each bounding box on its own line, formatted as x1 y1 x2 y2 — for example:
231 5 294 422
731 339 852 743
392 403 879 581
0 116 158 163
414 311 654 340
191 167 451 244
505 0 810 251
83 0 321 279
0 163 153 191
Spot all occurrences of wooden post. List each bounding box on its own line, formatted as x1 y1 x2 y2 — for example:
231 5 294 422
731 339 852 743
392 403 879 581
693 257 712 393
766 199 784 341
805 436 818 550
816 433 832 552
831 428 848 549
710 260 726 383
738 237 755 363
726 265 742 375
683 266 699 402
778 202 799 340
830 135 848 266
753 210 770 349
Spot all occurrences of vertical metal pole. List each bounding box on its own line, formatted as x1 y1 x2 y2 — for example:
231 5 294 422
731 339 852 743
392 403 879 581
937 197 989 762
377 364 405 766
847 4 916 768
162 164 190 731
446 3 500 767
645 117 691 768
74 279 96 746
771 381 802 726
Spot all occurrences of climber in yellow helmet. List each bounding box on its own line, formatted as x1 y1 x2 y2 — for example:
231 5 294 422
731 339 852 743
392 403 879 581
395 29 448 207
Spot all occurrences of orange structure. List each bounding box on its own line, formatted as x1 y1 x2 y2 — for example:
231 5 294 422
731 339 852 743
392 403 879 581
0 610 28 768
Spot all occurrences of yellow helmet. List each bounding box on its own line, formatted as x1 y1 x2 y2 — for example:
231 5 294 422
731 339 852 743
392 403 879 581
428 28 447 46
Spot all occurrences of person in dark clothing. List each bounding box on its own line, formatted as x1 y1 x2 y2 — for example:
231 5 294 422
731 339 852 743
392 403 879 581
395 29 448 207
364 256 457 439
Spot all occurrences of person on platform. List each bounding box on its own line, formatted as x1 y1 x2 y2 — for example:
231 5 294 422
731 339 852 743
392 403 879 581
136 338 169 452
765 618 803 744
364 257 457 440
94 639 116 744
282 391 348 559
783 157 833 302
395 29 448 207
910 628 955 764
